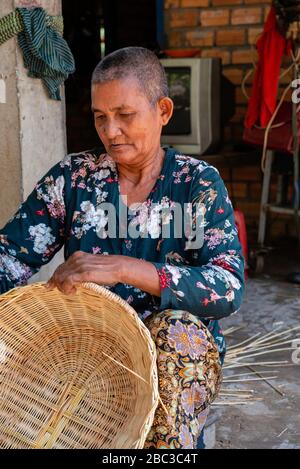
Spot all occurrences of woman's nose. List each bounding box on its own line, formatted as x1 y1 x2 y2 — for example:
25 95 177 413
103 119 122 139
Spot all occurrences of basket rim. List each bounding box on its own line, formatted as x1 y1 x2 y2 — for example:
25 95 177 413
0 281 158 362
0 281 141 316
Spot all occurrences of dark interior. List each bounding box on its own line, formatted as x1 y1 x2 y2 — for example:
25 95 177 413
62 0 158 153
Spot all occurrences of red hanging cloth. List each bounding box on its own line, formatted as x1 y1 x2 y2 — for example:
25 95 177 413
244 6 291 129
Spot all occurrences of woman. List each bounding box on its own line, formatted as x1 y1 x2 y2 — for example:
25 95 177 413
0 47 244 449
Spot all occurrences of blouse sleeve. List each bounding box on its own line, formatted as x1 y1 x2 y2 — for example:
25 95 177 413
0 161 67 294
152 166 245 320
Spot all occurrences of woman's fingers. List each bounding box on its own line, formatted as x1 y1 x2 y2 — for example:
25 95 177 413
44 253 123 294
47 268 89 295
60 274 79 294
45 280 54 290
53 271 78 294
45 265 74 294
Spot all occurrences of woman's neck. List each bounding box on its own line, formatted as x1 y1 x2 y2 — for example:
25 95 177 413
117 147 165 186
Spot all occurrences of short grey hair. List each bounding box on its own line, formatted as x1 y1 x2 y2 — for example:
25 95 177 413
91 47 169 106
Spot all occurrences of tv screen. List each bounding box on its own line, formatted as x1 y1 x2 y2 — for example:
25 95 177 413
162 66 191 136
160 57 221 155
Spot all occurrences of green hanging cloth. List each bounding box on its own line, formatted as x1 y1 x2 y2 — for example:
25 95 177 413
16 7 75 100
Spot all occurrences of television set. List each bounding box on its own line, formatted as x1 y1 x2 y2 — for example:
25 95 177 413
160 57 221 156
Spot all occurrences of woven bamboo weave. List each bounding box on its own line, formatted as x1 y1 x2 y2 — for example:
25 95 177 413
0 282 159 449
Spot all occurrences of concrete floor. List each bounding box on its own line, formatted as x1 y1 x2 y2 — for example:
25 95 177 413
214 246 300 449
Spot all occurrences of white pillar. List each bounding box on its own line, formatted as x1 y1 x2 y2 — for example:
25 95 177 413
0 0 66 282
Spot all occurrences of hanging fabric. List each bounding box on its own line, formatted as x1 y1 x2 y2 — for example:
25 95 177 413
0 8 75 100
244 6 292 129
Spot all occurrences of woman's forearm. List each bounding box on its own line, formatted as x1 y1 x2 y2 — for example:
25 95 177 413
119 257 161 297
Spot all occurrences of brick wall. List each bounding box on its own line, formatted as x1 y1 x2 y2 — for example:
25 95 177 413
164 0 271 142
208 155 297 245
164 0 297 244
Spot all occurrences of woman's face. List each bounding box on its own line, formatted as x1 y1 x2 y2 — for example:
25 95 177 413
91 77 173 165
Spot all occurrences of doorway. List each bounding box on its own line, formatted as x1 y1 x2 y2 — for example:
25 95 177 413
62 0 160 153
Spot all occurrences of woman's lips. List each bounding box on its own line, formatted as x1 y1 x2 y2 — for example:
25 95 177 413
110 144 131 150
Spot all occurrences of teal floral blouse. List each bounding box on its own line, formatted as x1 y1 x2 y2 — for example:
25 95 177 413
0 146 245 364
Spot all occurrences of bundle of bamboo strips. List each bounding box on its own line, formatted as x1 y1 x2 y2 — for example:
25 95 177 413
213 325 300 406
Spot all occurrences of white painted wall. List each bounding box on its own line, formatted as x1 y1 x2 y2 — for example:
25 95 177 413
0 0 66 282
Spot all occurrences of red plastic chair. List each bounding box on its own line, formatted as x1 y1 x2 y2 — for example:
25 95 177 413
234 209 249 279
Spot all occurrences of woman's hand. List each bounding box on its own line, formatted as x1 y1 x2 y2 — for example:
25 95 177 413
45 251 127 294
45 250 161 297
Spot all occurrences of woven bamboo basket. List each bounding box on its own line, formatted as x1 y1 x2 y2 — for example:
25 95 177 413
0 282 159 449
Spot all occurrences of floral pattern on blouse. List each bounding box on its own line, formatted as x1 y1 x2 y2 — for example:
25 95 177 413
0 147 245 364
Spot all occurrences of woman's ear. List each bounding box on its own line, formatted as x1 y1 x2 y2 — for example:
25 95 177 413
158 97 174 126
